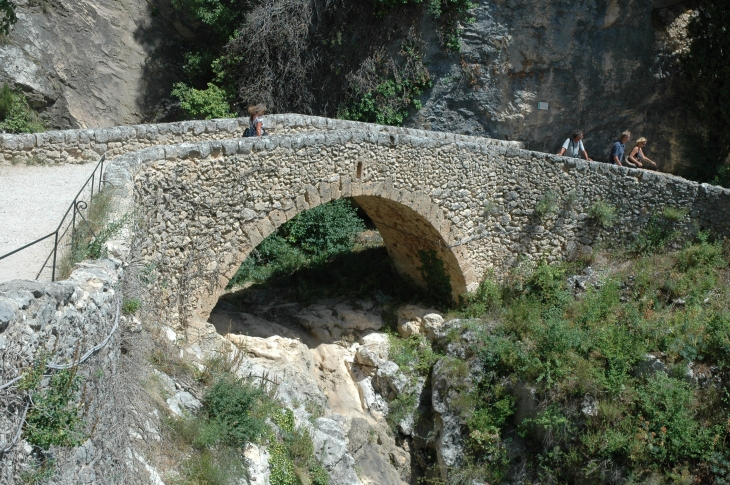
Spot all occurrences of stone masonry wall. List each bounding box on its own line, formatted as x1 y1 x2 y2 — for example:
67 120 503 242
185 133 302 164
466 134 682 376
0 115 522 166
101 128 730 328
0 259 126 484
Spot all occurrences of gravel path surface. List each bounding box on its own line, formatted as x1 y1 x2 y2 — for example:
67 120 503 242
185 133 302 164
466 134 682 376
0 163 97 282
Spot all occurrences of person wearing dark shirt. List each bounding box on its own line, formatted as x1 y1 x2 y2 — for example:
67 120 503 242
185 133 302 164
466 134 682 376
609 131 631 166
627 137 658 170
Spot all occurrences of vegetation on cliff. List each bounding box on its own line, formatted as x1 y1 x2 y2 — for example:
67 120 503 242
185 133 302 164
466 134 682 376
0 83 44 134
167 0 479 124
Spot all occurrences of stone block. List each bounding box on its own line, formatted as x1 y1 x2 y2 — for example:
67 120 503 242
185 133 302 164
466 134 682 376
340 176 352 197
295 195 309 212
256 216 276 239
304 184 320 207
244 225 264 247
318 181 332 203
268 209 286 228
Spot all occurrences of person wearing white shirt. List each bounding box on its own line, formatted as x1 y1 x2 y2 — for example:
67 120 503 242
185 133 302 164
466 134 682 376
558 130 592 161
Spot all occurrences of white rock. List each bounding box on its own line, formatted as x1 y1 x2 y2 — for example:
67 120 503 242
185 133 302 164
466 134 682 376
244 443 271 485
163 326 176 342
166 391 202 417
397 320 421 338
422 313 445 341
581 395 598 417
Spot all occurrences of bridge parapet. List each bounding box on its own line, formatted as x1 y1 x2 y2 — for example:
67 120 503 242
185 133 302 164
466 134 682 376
0 114 522 166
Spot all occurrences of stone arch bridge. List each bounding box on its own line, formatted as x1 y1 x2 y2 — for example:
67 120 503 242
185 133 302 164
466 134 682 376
3 115 730 327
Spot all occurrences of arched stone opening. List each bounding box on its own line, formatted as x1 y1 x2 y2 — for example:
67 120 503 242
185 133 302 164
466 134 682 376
352 195 468 299
198 185 473 323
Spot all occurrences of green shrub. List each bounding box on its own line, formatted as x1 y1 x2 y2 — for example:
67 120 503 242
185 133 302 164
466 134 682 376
713 165 730 189
460 278 502 317
282 199 365 255
23 368 85 449
270 442 298 485
633 209 684 254
180 449 245 485
201 376 268 446
588 200 617 228
122 298 141 315
662 206 689 223
633 372 716 464
0 82 12 119
534 191 558 219
171 82 234 120
0 84 45 134
389 334 441 375
0 0 17 36
676 237 726 271
522 260 570 306
19 458 55 484
270 408 330 485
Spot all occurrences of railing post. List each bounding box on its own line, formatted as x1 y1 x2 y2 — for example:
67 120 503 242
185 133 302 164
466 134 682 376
70 201 77 252
99 159 104 192
51 230 59 282
91 173 95 200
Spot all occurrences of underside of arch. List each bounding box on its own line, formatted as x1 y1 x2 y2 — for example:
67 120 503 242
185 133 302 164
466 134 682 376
353 195 469 299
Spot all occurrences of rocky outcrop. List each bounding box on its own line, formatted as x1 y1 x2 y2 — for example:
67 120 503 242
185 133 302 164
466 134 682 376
0 0 190 129
0 259 125 484
412 0 695 172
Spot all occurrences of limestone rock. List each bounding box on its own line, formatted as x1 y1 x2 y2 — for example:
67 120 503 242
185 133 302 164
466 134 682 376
397 320 421 338
166 391 202 417
422 313 445 342
347 418 409 485
244 443 271 485
431 358 466 474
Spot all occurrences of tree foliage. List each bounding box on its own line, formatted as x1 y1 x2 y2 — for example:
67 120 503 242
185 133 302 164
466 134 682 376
281 199 365 255
171 82 235 119
678 0 730 186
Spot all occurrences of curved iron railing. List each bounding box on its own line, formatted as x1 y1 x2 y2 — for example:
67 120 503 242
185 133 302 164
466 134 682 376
0 153 107 282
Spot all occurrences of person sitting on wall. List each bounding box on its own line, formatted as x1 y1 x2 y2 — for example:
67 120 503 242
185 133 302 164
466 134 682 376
558 130 592 160
246 104 267 137
626 137 658 170
609 131 631 166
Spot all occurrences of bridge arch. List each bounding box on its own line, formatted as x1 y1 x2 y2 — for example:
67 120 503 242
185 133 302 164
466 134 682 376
206 182 473 322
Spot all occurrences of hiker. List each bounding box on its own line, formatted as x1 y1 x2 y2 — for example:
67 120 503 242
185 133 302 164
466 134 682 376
609 131 631 166
558 130 592 160
246 104 267 137
627 137 658 170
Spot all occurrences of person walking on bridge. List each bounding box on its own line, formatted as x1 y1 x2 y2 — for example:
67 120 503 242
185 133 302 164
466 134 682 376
558 130 592 160
609 131 631 166
246 104 267 137
626 137 658 170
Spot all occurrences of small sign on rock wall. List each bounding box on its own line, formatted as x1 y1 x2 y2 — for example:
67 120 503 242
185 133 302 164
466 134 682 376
538 102 549 111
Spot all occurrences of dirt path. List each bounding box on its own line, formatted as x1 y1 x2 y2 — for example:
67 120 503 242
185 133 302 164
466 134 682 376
0 163 97 282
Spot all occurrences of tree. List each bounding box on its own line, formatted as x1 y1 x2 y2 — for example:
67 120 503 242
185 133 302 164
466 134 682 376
0 0 17 36
678 1 730 186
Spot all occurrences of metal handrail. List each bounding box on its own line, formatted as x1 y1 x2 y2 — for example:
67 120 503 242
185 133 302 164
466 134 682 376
0 153 107 282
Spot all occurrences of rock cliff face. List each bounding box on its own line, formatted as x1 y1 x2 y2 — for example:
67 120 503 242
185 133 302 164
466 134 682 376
0 0 186 129
1 0 692 169
410 0 692 171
